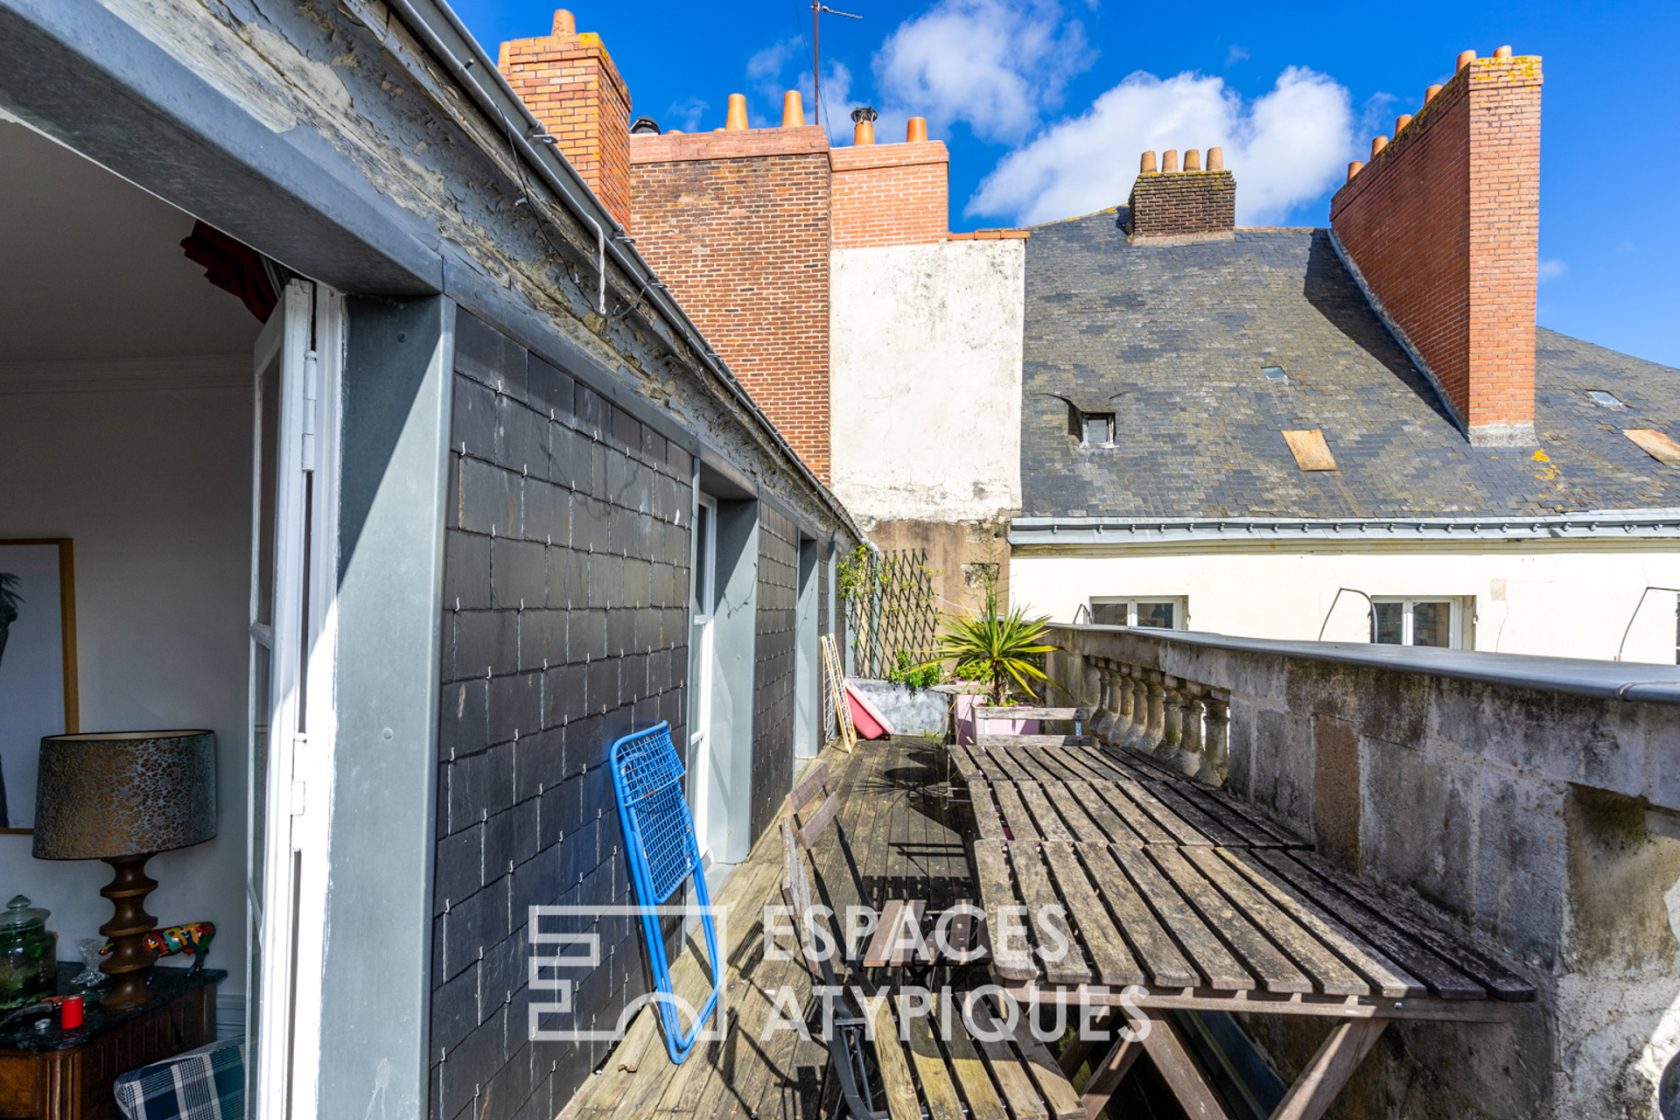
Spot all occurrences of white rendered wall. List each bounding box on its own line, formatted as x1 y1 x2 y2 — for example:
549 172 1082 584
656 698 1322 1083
1011 544 1680 664
830 240 1024 524
0 368 251 1012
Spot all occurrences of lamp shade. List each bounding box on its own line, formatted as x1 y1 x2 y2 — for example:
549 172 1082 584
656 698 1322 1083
32 731 217 859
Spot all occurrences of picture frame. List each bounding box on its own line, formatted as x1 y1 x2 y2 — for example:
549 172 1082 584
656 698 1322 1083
0 538 78 833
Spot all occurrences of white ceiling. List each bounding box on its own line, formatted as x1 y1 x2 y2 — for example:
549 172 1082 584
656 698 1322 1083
0 119 261 364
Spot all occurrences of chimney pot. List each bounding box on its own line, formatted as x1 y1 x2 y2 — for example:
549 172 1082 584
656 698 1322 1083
1206 146 1224 171
1425 83 1443 103
1371 135 1388 157
1162 149 1179 173
1457 49 1477 71
1140 150 1158 174
906 116 928 143
1396 113 1413 133
552 9 575 35
781 90 806 128
1494 44 1513 58
1347 160 1363 182
1184 148 1202 171
725 93 749 131
850 105 877 145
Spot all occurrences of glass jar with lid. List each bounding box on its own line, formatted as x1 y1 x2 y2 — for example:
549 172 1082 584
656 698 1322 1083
0 895 58 1010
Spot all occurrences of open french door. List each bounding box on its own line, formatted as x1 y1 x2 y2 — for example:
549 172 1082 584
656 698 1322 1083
687 494 719 862
247 280 342 1120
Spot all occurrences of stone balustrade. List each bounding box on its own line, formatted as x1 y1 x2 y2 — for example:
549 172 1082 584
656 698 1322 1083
1045 623 1680 1119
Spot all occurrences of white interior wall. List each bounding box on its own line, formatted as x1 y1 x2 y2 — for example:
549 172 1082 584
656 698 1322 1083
830 240 1024 524
0 368 252 1014
1012 544 1680 663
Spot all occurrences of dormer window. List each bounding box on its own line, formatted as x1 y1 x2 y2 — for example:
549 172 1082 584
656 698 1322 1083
1081 412 1116 448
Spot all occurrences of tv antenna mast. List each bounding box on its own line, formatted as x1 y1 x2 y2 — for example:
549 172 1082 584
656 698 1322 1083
811 3 861 131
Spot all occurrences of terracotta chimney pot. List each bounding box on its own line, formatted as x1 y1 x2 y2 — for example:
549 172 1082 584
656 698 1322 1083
1206 146 1224 171
1161 149 1179 173
1371 135 1388 157
1457 49 1477 71
1425 83 1443 103
1494 44 1513 58
781 90 806 128
851 106 877 145
1347 160 1363 181
552 9 576 35
1140 150 1158 174
1184 148 1202 171
1396 113 1413 133
906 116 928 143
725 93 749 131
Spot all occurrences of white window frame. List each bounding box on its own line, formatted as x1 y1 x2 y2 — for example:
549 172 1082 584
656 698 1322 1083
1080 412 1116 448
1370 596 1472 649
1088 596 1189 630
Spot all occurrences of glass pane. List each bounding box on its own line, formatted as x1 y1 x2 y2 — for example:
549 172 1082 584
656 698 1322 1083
1373 602 1403 644
1089 601 1129 625
692 504 712 616
255 352 281 627
1136 601 1177 629
1412 601 1453 648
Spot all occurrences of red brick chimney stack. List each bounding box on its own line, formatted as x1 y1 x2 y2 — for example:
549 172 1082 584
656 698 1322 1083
1332 45 1543 446
1128 147 1237 241
497 9 633 230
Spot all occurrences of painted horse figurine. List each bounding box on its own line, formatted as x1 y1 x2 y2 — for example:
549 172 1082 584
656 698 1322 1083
101 921 215 975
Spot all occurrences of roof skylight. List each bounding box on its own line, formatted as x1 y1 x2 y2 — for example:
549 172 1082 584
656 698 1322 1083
1261 365 1289 383
1587 390 1625 410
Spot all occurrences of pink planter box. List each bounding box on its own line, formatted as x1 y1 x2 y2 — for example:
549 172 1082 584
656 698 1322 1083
953 693 1041 745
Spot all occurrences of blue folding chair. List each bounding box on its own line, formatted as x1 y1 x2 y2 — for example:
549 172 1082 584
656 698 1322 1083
609 721 724 1064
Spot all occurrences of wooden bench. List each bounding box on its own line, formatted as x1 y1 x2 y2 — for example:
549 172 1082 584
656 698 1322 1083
781 816 1083 1119
786 762 981 968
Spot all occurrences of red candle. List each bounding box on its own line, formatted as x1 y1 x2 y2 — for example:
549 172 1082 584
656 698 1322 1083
59 995 84 1030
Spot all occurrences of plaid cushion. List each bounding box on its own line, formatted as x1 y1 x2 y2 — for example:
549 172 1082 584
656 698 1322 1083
113 1038 244 1120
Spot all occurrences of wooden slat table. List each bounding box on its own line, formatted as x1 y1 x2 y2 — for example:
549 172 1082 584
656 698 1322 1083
972 837 1534 1118
951 741 1194 786
968 776 1308 849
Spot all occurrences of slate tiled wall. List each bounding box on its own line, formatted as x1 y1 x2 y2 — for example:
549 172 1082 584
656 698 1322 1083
432 312 693 1120
749 504 799 838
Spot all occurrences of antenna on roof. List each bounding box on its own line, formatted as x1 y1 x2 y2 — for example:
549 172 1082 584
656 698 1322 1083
811 2 862 134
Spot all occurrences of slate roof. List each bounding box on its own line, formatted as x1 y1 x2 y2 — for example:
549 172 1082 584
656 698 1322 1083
1021 210 1680 520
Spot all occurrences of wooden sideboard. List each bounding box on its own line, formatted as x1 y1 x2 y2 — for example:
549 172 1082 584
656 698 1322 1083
0 965 224 1120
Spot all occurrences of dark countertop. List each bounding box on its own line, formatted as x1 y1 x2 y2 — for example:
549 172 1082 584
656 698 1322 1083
0 962 226 1053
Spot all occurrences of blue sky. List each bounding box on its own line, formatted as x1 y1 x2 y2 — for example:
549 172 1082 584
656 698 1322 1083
454 1 1679 367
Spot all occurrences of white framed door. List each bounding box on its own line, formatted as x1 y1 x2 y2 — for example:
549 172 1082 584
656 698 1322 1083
247 280 342 1120
687 494 718 861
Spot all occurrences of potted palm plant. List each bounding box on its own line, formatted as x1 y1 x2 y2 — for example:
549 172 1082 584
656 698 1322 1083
923 590 1058 743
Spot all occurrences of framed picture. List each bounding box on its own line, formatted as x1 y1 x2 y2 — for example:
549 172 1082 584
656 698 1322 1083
0 539 78 832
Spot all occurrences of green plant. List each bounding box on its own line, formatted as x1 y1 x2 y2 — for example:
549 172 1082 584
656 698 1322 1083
886 650 940 690
0 572 20 668
921 590 1056 705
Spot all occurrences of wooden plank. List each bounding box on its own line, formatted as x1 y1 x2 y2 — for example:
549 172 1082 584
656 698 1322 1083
1084 781 1182 845
935 990 1011 1120
1146 846 1313 995
1177 847 1371 997
1060 781 1150 845
977 734 1094 748
949 744 982 781
976 706 1091 722
963 994 1052 1120
897 991 967 1120
865 992 924 1120
1059 841 1196 989
1105 845 1255 992
1010 842 1090 984
795 790 841 847
1271 1020 1388 1120
1215 848 1426 999
970 779 1006 840
973 840 1036 980
1274 850 1534 1001
996 1000 1087 1120
1625 428 1680 465
1079 1033 1142 1120
1250 851 1483 1000
786 761 831 815
992 782 1040 843
1145 782 1271 846
1136 1014 1236 1119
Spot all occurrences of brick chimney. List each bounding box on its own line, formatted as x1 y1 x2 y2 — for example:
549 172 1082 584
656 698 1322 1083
498 9 633 230
830 112 950 250
1128 148 1235 241
1331 47 1543 446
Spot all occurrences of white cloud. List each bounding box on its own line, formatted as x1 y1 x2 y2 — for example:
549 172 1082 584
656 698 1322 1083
664 96 710 132
1538 258 1568 283
967 66 1355 227
748 36 802 82
874 0 1094 144
1226 45 1249 65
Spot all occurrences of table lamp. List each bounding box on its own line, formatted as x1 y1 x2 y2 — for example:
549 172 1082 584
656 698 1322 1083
33 731 217 1010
